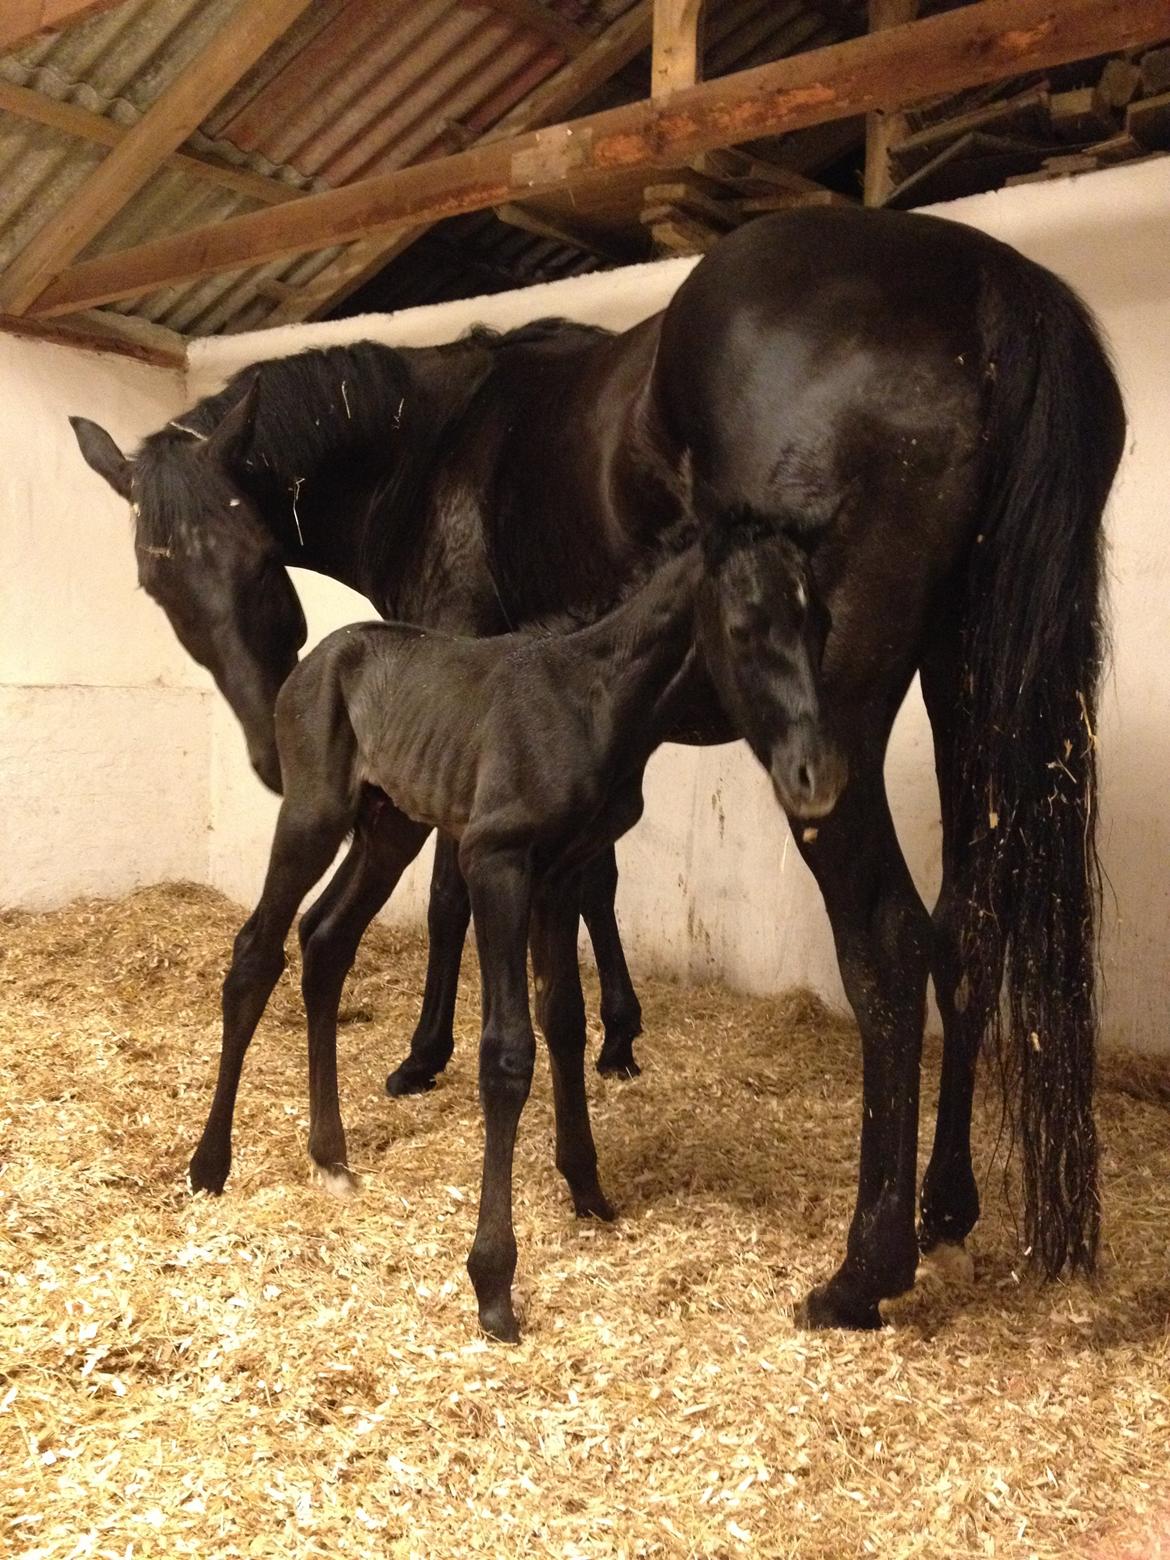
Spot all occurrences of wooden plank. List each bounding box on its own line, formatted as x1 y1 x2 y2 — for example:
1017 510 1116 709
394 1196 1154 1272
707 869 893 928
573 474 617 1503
864 0 918 206
30 0 1170 321
889 86 1052 177
1050 86 1116 142
1139 43 1170 95
0 308 185 367
495 201 645 263
459 0 592 57
263 0 654 326
0 0 128 55
1098 56 1141 109
0 0 316 315
652 0 705 99
0 78 301 206
691 145 836 197
1126 89 1170 148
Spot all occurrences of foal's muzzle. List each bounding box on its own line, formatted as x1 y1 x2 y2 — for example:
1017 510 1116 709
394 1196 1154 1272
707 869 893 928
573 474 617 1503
770 726 847 819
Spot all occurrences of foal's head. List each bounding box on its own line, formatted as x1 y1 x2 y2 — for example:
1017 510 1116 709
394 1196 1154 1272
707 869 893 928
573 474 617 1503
697 526 847 819
70 387 306 794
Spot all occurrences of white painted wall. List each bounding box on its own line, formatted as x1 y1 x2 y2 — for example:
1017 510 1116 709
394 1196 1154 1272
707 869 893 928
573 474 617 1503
188 157 1170 1052
0 335 204 907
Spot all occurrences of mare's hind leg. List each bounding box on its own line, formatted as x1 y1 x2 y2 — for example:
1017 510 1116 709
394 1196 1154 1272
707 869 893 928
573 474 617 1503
301 802 430 1195
580 847 644 1079
189 799 352 1195
386 835 467 1096
916 637 997 1268
530 881 615 1220
792 743 932 1329
461 842 537 1342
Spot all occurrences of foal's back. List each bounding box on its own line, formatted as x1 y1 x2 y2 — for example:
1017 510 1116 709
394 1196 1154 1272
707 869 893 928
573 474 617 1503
278 619 604 841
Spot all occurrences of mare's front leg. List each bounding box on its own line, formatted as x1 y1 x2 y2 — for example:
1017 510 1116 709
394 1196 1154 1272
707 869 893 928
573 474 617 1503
461 841 536 1342
792 754 932 1329
579 847 644 1078
301 803 430 1195
189 799 352 1195
530 880 615 1220
386 834 468 1097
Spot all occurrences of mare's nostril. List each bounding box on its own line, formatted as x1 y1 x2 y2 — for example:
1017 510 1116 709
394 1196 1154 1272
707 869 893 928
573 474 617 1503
797 763 815 798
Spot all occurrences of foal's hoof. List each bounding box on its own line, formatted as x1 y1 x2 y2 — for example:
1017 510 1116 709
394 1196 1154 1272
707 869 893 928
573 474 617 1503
917 1241 975 1288
796 1282 883 1332
311 1162 360 1200
572 1187 617 1222
478 1302 522 1344
386 1059 439 1097
187 1147 228 1196
596 1039 641 1078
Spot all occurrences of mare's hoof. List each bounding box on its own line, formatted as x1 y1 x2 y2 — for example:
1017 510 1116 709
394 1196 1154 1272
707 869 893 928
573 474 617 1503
386 1061 439 1097
916 1241 975 1287
596 1042 641 1078
478 1303 522 1344
311 1162 360 1200
187 1148 228 1196
796 1282 883 1332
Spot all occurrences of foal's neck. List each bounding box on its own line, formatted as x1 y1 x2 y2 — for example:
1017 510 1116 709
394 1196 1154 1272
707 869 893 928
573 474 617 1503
575 549 700 748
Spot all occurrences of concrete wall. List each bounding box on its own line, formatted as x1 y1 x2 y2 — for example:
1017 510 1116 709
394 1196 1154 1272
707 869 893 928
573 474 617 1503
0 334 202 907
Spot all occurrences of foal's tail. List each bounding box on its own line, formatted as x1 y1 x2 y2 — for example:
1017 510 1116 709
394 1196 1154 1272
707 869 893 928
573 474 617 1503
956 254 1125 1277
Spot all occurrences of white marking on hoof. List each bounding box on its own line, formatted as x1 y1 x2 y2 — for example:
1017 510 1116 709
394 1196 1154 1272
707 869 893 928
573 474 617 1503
918 1242 975 1287
312 1163 359 1200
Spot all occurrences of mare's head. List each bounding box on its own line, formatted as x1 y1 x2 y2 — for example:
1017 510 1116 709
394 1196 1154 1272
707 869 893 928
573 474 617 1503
697 523 847 819
69 386 307 793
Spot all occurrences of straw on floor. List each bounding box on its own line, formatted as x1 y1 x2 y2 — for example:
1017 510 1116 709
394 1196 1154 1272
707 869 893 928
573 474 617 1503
1 883 1168 1560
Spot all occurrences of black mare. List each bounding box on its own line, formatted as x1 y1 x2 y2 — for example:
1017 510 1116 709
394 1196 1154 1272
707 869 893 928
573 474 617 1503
72 207 1125 1330
189 542 841 1340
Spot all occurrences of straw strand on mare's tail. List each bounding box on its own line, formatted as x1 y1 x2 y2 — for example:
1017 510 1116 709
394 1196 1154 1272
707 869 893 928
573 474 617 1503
956 257 1126 1276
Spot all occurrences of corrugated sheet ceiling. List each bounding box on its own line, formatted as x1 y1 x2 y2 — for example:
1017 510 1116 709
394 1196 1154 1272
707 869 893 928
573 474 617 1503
0 0 863 337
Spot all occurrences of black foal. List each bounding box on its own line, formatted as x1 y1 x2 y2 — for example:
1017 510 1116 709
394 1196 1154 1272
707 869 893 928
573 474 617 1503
188 535 844 1340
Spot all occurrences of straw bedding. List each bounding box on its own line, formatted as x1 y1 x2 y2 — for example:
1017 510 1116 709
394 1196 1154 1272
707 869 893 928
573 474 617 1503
1 883 1168 1560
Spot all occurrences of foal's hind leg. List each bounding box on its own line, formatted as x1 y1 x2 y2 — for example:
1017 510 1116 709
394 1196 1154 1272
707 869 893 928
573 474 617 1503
530 881 615 1220
188 800 352 1195
301 804 430 1196
916 637 997 1271
579 848 644 1079
386 835 468 1096
792 745 932 1330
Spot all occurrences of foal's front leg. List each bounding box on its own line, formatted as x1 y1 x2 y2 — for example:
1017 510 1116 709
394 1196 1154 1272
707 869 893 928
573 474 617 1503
530 880 615 1220
579 848 644 1078
461 841 536 1342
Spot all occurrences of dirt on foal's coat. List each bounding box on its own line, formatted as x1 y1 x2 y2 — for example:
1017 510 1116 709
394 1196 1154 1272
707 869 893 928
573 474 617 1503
188 538 841 1340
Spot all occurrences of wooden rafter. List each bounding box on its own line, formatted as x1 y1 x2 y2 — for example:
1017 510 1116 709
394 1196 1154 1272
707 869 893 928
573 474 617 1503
0 0 128 56
0 308 185 367
27 0 1170 321
262 0 654 327
0 79 301 208
652 0 705 98
458 0 593 57
0 0 316 315
864 0 919 205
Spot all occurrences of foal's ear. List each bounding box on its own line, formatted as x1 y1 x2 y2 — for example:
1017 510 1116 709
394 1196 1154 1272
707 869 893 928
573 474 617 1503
69 416 134 501
204 379 259 468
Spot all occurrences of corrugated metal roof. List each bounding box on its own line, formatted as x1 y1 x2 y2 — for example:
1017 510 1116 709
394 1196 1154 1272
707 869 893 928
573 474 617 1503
0 0 867 338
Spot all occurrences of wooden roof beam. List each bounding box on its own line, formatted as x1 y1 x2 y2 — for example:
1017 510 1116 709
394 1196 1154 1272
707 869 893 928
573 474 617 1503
0 0 316 315
0 1 129 56
27 0 1170 320
0 78 300 207
864 0 919 206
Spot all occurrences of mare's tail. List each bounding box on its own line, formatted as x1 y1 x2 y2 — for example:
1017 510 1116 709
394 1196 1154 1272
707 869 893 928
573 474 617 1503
954 252 1126 1275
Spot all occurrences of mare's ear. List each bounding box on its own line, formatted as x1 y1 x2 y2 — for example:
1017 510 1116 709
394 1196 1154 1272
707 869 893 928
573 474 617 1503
69 416 134 501
204 378 259 469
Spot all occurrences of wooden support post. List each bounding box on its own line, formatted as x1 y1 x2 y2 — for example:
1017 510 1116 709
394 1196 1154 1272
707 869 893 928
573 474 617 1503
652 0 705 99
864 0 919 206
